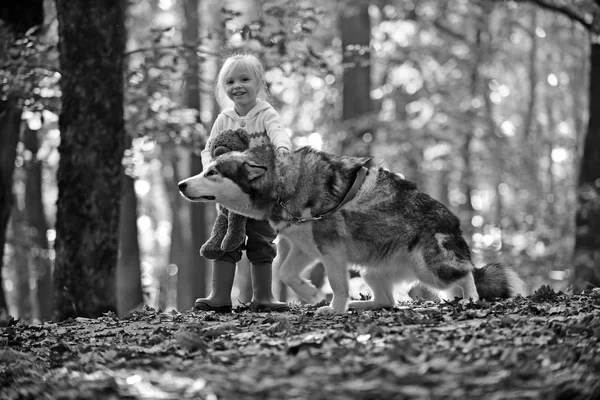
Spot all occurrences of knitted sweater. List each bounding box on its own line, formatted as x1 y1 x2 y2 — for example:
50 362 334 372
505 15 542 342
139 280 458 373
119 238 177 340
201 99 291 167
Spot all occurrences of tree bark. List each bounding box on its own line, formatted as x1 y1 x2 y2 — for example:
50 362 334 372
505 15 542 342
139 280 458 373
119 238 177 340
572 40 600 291
177 0 208 309
9 196 32 320
522 7 538 142
339 2 373 157
54 0 126 319
0 95 21 315
163 147 192 311
459 26 481 237
116 168 143 317
0 0 44 321
23 128 54 321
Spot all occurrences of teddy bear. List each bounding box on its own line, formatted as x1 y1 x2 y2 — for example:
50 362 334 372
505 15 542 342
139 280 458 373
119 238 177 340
199 128 250 259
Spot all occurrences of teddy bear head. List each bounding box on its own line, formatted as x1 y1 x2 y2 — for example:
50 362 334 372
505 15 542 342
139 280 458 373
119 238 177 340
210 128 250 158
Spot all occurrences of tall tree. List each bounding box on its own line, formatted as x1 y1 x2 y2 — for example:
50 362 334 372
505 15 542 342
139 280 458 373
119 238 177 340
177 0 208 310
339 1 373 157
23 128 54 321
116 155 143 317
163 146 192 310
8 186 32 320
573 24 600 290
0 95 21 316
0 0 45 318
54 1 127 319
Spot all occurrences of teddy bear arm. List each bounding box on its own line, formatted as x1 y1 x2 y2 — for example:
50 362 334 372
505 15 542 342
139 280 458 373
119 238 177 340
221 211 247 252
199 205 230 259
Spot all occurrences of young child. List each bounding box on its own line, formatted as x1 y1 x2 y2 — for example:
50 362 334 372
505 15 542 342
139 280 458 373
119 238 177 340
195 53 291 313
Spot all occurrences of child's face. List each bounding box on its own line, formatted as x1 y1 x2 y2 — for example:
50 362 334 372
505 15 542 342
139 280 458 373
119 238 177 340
224 63 258 116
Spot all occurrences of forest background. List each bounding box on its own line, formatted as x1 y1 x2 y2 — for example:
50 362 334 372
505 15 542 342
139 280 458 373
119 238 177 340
1 0 599 322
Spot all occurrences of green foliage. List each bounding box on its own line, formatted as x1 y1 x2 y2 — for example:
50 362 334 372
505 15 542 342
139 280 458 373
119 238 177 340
124 18 207 152
0 24 59 111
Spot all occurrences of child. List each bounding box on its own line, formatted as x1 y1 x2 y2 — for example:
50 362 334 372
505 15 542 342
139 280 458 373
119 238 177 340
195 53 291 313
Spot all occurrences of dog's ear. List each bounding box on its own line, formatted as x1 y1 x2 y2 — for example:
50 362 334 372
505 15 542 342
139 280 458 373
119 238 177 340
244 161 267 180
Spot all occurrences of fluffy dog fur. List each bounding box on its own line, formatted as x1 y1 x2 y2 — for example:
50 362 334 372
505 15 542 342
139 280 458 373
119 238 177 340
179 145 527 315
199 129 250 259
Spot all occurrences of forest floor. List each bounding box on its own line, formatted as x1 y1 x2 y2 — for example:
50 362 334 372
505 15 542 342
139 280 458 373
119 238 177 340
1 286 599 400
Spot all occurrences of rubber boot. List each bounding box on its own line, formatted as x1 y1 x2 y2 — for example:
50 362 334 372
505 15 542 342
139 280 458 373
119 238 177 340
250 263 289 312
194 260 236 313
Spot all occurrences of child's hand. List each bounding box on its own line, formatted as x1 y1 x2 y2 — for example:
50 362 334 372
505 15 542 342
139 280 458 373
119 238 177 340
277 147 290 157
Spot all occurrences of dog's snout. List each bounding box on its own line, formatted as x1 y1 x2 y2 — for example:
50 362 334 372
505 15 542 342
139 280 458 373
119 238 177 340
178 181 187 191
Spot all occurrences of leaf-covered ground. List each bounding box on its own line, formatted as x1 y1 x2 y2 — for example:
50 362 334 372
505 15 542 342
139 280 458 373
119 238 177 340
2 287 600 400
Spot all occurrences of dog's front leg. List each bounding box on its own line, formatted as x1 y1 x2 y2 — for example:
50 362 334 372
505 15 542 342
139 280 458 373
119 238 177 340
317 249 349 315
279 244 321 304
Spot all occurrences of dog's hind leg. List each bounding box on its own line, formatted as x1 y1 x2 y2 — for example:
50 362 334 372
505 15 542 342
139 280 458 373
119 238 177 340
316 248 350 315
349 272 395 310
279 244 322 305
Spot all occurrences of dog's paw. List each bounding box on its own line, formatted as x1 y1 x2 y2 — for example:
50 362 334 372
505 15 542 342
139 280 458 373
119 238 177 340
458 298 473 306
349 300 395 311
316 305 345 316
348 300 376 310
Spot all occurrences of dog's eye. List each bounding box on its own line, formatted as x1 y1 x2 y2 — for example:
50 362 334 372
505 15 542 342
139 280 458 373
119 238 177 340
205 169 218 177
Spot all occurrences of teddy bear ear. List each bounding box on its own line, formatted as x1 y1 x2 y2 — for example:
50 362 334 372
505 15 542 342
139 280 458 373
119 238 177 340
213 146 231 157
243 161 267 180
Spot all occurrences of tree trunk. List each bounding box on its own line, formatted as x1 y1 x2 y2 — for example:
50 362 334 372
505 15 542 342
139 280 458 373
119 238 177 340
522 7 538 142
23 128 54 321
0 0 44 319
177 0 208 309
188 153 208 298
572 40 600 291
163 147 193 311
9 197 32 320
544 95 557 222
116 168 143 317
459 27 481 237
339 2 373 157
0 95 21 316
54 0 126 319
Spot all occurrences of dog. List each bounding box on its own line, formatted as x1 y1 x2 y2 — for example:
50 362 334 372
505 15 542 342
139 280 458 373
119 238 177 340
178 145 527 315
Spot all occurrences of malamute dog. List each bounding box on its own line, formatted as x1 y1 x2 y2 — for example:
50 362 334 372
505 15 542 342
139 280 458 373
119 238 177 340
179 146 526 315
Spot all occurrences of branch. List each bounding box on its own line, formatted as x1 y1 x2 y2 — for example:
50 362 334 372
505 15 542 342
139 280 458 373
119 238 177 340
433 18 471 43
124 44 219 58
509 0 594 31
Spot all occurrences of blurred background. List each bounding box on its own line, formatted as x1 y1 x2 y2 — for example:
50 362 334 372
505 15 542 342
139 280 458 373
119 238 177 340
2 0 595 321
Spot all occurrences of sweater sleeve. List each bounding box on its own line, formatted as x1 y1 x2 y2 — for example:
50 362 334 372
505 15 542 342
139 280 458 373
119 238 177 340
263 108 291 151
201 114 224 168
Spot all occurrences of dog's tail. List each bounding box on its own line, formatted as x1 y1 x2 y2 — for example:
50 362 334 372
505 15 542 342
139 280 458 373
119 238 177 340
473 263 527 299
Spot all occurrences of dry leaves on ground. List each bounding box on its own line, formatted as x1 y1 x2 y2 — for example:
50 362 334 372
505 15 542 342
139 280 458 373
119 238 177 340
1 286 600 400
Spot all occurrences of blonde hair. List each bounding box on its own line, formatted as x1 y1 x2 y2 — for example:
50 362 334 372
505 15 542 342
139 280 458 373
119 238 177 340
214 53 270 110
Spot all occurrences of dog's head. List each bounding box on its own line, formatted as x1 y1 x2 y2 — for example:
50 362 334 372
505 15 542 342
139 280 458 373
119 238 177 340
178 147 278 220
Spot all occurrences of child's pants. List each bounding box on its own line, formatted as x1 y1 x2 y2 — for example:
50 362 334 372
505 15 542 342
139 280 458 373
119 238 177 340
216 218 277 264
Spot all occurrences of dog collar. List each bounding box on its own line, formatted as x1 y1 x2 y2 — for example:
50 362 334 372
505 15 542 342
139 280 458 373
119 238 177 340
277 158 372 224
